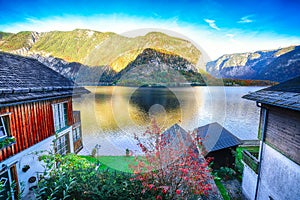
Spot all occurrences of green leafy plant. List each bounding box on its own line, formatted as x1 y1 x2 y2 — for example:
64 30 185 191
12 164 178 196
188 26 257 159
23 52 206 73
35 152 149 200
0 136 16 150
214 167 236 181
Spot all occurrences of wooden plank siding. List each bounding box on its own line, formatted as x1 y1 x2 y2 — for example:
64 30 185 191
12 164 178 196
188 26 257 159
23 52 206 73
263 104 300 165
0 97 73 162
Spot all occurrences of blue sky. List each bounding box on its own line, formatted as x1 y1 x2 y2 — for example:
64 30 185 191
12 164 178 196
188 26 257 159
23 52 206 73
1 0 300 59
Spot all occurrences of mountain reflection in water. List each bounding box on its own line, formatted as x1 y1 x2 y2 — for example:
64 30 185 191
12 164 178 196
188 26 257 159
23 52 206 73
73 86 262 156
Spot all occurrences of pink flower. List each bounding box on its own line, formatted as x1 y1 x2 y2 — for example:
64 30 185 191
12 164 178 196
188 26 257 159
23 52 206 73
176 189 181 195
159 186 169 194
148 184 155 190
179 168 189 174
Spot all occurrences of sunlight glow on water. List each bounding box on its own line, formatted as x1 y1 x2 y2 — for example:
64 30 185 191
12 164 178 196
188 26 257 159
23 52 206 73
73 86 263 155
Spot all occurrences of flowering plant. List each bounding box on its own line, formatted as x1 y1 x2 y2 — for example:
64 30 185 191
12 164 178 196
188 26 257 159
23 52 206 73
130 120 214 199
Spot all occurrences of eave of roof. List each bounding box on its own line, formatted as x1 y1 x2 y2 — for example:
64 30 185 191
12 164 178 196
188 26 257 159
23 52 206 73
0 86 89 107
243 90 300 111
0 52 90 106
242 76 300 111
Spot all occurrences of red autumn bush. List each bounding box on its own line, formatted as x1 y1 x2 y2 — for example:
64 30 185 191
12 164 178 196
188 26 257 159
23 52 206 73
130 120 214 199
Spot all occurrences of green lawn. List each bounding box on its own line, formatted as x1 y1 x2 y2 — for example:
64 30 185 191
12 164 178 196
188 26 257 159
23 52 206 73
80 155 140 173
236 146 259 161
214 179 230 200
235 146 259 167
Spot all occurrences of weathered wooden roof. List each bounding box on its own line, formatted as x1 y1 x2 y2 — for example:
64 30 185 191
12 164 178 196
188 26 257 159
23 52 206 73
162 123 190 143
243 76 300 111
194 122 242 154
0 52 89 106
161 123 199 154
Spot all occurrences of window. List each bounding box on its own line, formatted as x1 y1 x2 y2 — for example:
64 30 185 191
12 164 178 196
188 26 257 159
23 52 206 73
52 103 68 132
73 127 81 142
55 133 70 155
0 164 18 199
0 115 9 139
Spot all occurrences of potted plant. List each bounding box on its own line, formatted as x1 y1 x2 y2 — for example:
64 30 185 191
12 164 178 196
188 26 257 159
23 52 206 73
126 148 130 156
22 164 30 172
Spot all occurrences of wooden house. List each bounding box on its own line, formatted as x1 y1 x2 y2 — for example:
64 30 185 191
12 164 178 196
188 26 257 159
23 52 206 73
242 76 300 200
0 52 89 199
193 122 242 169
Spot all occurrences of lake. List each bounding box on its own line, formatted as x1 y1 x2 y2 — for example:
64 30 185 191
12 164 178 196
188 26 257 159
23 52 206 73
73 86 264 155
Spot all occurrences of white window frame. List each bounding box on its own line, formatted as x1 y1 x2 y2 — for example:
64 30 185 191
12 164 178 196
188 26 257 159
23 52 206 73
0 115 9 139
0 167 15 200
73 127 81 142
55 132 70 155
52 102 68 132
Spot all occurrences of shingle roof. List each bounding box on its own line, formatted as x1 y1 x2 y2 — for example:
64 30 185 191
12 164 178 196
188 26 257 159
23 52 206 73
0 52 89 106
162 123 199 154
162 124 189 143
194 122 242 154
243 76 300 111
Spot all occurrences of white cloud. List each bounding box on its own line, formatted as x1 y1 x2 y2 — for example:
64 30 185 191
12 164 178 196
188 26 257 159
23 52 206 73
238 15 254 23
204 19 220 30
0 15 299 60
226 34 234 38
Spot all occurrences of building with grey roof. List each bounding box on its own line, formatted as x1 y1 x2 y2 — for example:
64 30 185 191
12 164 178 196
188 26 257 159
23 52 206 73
0 52 89 199
242 76 300 200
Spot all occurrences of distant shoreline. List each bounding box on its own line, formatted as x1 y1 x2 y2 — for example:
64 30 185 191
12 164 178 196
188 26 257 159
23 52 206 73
77 80 276 87
80 84 271 88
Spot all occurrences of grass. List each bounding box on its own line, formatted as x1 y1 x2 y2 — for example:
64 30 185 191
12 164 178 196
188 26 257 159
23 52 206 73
80 155 140 173
236 146 259 162
97 156 138 172
214 179 230 200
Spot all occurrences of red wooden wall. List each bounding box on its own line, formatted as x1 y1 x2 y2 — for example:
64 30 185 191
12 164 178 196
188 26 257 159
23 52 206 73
0 97 73 162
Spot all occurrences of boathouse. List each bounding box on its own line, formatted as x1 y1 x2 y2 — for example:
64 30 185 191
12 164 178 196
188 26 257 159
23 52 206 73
194 122 242 169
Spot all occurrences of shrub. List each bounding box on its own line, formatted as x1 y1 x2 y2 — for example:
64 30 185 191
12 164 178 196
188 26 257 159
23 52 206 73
35 153 146 200
130 119 214 199
214 167 236 181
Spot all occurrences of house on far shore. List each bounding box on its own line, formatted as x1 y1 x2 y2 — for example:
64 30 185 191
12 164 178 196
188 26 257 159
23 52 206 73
193 122 242 169
242 76 300 200
0 52 89 199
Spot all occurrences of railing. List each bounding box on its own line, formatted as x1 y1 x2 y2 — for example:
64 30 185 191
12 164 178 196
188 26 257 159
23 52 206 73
73 111 81 124
74 139 83 154
242 149 259 174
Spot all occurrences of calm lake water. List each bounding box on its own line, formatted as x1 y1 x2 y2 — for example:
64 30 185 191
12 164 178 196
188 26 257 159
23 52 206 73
73 86 264 155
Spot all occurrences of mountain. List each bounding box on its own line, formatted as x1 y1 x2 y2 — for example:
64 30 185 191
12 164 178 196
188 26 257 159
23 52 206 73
115 48 210 86
1 29 295 85
0 29 202 72
29 48 212 86
0 29 213 86
30 54 116 85
206 45 300 82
